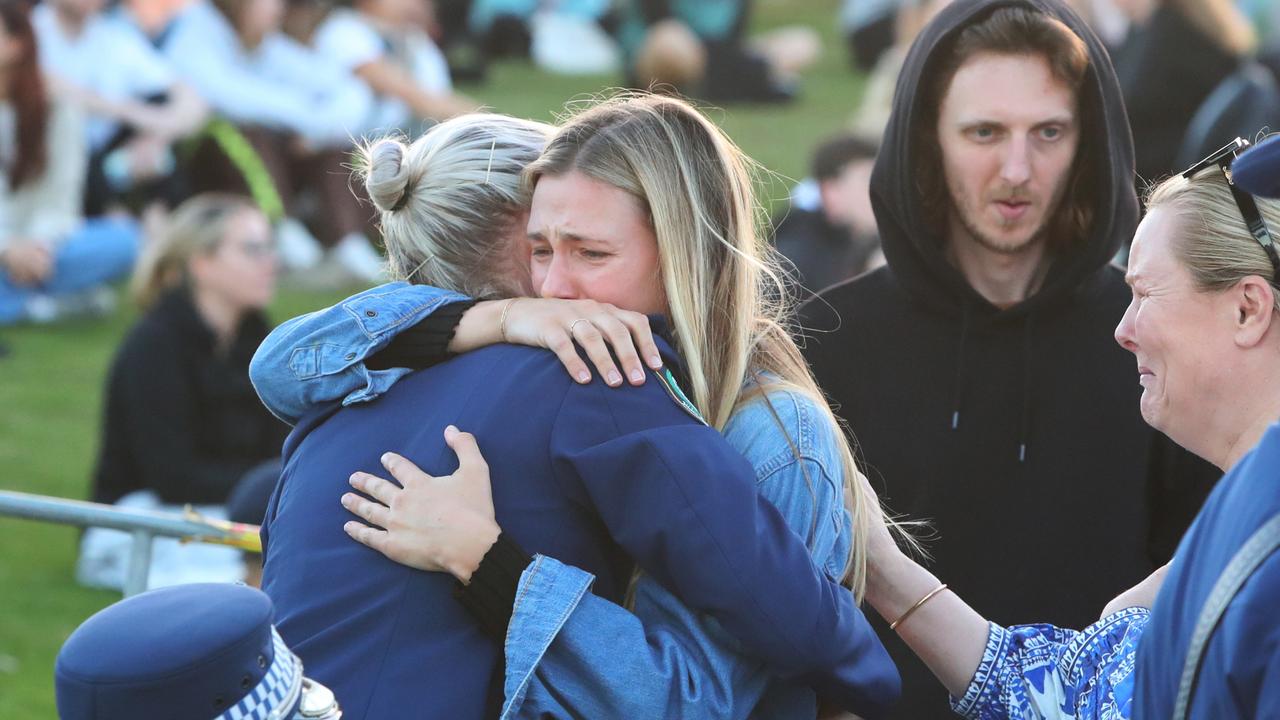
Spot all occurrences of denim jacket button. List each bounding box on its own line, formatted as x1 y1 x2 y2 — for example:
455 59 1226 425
345 353 356 361
365 310 377 318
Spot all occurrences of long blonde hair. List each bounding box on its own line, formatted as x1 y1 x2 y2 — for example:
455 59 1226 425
525 93 887 598
131 193 259 309
358 113 555 299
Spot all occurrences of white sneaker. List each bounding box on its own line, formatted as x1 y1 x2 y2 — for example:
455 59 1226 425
89 286 118 315
275 217 324 270
23 294 58 323
332 233 386 283
22 286 116 324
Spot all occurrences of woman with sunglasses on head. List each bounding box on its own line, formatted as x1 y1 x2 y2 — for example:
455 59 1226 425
252 96 904 718
301 136 1280 720
1120 137 1280 720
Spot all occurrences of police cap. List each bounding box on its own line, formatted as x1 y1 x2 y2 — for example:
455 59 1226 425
55 583 305 720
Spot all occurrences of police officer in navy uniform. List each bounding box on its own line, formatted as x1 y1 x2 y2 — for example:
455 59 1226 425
55 583 341 719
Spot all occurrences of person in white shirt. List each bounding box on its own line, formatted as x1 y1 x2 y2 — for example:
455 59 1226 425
32 0 206 215
0 0 139 325
312 0 475 136
161 0 384 281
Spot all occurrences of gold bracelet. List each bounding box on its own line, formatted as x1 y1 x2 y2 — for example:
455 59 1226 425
889 583 948 631
499 298 518 343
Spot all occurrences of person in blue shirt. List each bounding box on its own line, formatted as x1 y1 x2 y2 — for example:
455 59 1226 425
255 100 900 719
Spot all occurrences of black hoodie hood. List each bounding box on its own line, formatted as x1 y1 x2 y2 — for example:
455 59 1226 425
871 0 1138 321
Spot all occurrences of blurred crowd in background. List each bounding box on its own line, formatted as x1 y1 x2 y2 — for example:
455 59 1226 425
3 0 1279 328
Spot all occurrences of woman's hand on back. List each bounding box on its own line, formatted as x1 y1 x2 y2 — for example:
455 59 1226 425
455 298 663 387
341 426 500 584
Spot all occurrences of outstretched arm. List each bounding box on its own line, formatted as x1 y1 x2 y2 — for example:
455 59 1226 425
860 487 987 698
861 477 1148 720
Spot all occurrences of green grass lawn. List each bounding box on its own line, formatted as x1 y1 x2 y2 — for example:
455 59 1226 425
0 1 862 714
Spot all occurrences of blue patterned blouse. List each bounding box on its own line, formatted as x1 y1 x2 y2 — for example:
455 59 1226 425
952 607 1150 720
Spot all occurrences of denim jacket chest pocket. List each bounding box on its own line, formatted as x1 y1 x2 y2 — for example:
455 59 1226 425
287 343 360 380
723 389 853 581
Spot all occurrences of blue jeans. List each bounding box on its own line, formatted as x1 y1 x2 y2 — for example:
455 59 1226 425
0 217 140 325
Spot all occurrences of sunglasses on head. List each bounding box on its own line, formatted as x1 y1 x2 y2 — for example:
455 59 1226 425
1181 137 1280 283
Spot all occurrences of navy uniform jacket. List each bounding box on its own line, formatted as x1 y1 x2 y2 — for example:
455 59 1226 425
260 340 897 719
1134 422 1280 719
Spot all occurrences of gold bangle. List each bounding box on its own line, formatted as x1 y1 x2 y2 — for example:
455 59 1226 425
499 298 518 343
889 583 948 631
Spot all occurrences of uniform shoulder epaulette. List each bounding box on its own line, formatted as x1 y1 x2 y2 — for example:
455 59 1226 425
655 367 707 425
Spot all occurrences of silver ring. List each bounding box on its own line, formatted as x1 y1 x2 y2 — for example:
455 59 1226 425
568 318 589 335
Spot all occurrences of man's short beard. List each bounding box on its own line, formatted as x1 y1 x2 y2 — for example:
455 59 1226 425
951 190 1067 256
956 209 1049 256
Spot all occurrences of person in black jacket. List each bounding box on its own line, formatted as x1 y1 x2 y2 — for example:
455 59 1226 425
80 193 286 589
92 192 285 507
799 2 1221 717
773 133 883 300
1111 0 1256 184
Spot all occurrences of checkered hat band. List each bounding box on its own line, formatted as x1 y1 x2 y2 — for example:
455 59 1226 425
213 629 303 720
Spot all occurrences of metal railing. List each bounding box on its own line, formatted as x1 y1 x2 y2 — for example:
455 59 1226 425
0 490 261 597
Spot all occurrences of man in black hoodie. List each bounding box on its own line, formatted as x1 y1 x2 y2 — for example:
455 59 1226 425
800 1 1220 716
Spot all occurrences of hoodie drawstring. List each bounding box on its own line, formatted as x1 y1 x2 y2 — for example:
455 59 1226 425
1017 314 1035 463
950 302 972 431
951 304 1036 463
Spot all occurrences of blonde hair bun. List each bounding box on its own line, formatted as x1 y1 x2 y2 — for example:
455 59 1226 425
353 115 554 299
365 138 414 214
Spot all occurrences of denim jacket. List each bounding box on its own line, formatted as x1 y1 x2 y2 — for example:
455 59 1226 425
251 283 870 718
249 282 468 424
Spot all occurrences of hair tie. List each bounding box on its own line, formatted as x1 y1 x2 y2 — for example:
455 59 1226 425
389 181 414 212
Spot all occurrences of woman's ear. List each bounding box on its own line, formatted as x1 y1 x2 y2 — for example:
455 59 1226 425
1233 275 1276 348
